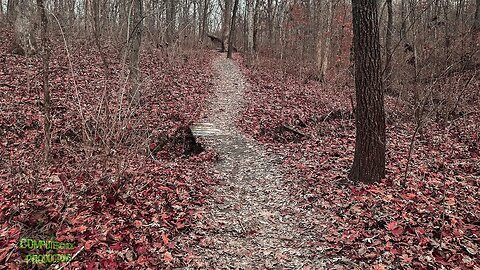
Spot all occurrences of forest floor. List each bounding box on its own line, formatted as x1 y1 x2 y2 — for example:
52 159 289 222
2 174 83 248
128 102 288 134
0 24 479 269
0 29 220 269
234 55 480 269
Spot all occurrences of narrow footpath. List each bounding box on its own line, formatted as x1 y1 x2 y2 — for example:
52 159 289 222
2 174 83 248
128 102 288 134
188 55 326 269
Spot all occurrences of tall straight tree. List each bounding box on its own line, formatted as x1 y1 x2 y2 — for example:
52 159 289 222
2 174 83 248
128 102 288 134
37 0 51 161
252 0 261 52
227 0 239 58
129 0 143 100
221 0 232 52
316 0 334 82
166 0 176 44
474 0 480 34
348 0 386 183
201 0 209 43
246 0 255 65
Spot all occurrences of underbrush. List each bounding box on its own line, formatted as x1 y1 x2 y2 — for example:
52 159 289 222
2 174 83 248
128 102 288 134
237 55 480 269
0 29 216 269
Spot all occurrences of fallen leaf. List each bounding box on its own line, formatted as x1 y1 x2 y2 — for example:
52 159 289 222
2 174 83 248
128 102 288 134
163 251 173 263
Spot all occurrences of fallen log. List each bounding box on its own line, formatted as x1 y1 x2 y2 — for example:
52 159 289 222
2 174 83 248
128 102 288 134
282 124 306 137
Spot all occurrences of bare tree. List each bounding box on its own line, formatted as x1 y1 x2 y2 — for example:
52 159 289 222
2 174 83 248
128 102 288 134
12 0 37 55
129 0 143 100
253 0 261 52
316 0 334 82
246 0 255 65
221 0 232 52
166 0 176 44
266 0 274 46
227 0 239 58
385 0 394 94
36 0 51 161
201 0 209 43
408 0 418 82
400 0 407 40
349 0 386 183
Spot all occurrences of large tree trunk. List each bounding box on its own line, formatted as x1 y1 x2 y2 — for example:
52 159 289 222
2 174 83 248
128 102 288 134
227 0 239 58
316 0 333 82
13 0 37 55
221 0 232 52
37 0 51 162
129 0 143 101
348 0 386 183
166 0 176 44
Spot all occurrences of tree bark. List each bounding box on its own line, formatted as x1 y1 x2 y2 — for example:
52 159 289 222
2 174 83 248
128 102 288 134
400 0 407 40
93 0 109 73
227 0 239 58
37 0 51 162
316 0 334 82
246 0 255 65
129 0 143 101
13 0 37 55
349 0 386 183
201 0 209 43
166 0 176 44
409 0 418 82
253 0 261 53
385 0 394 94
443 0 451 53
221 0 232 52
266 0 274 46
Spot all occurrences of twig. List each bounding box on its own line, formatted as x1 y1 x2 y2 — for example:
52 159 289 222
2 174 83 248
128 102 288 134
321 110 334 124
282 125 306 137
401 59 464 187
402 122 421 187
4 247 15 263
49 12 89 143
237 217 246 234
349 95 356 116
51 246 85 270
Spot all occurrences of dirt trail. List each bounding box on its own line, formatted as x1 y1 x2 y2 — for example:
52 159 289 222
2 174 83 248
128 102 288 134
189 55 326 269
